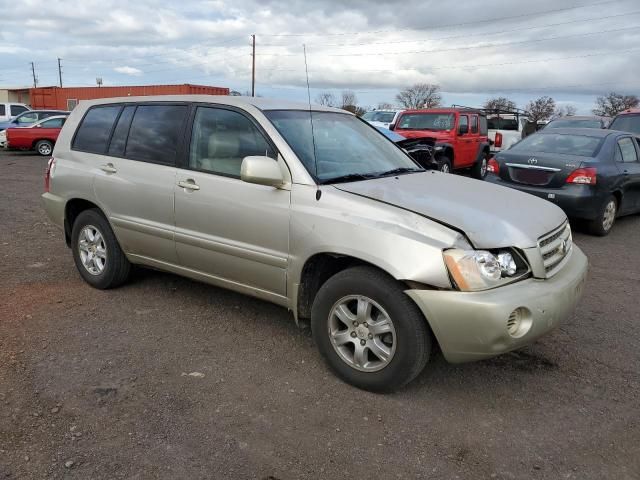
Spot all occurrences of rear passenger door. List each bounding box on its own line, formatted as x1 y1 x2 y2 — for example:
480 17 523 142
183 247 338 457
75 103 188 264
174 105 290 298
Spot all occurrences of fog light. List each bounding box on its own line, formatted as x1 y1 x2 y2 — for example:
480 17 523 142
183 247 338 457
497 252 517 276
507 307 532 338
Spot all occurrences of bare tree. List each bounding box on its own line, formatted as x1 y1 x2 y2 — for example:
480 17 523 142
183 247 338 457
341 90 358 111
377 102 395 110
483 97 517 112
395 83 442 109
315 91 337 107
525 96 556 123
554 105 577 118
593 92 639 116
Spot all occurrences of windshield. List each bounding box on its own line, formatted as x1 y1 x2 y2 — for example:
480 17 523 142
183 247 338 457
547 119 602 129
510 133 602 157
264 110 422 183
396 113 454 131
610 114 640 134
362 111 397 123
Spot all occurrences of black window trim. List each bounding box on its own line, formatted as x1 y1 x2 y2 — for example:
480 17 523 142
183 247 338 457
72 102 190 167
180 103 280 180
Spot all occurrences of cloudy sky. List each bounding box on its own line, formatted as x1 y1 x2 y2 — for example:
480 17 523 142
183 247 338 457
1 0 638 112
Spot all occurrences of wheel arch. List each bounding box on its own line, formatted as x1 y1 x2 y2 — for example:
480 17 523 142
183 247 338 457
64 198 104 247
294 252 437 324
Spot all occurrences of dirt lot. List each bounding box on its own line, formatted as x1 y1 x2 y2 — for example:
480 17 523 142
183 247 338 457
0 151 638 480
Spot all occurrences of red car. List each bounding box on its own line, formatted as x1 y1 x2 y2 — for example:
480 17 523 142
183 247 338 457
5 116 67 156
391 108 491 179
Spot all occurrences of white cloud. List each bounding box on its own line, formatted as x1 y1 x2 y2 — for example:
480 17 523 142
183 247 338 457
114 66 143 76
0 0 637 108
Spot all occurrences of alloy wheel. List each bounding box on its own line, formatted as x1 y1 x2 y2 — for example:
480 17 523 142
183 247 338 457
78 225 107 275
602 200 616 232
327 295 397 372
38 143 52 155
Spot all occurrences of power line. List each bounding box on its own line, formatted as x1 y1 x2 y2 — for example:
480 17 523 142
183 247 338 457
255 0 626 37
255 24 640 57
258 9 640 48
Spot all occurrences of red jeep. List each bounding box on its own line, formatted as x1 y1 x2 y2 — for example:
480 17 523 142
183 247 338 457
391 108 491 179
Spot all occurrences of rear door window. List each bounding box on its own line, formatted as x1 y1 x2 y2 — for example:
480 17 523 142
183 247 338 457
470 115 478 134
618 137 638 162
0 105 5 116
73 106 122 153
125 105 188 165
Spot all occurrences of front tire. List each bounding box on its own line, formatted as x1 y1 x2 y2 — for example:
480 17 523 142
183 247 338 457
587 195 617 236
35 140 54 156
311 266 431 392
438 156 452 174
71 209 131 289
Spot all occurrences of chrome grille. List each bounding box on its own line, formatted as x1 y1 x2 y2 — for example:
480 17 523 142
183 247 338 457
538 222 572 277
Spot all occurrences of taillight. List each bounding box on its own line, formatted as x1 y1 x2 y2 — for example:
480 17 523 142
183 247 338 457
45 157 55 192
487 158 500 174
494 132 503 148
566 167 597 185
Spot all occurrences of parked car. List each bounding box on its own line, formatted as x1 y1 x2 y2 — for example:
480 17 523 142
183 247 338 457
362 110 403 129
391 108 491 178
487 128 640 235
376 126 440 170
545 116 609 130
42 96 588 392
609 108 640 134
5 115 67 155
0 102 30 123
0 109 70 133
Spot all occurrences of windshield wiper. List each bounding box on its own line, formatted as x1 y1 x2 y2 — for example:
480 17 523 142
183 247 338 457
372 167 424 178
319 173 378 185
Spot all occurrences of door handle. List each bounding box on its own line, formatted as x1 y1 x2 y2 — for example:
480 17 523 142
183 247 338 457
178 179 200 191
100 163 117 174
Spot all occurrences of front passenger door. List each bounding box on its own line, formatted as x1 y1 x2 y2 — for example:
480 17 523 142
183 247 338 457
616 137 640 212
174 106 290 298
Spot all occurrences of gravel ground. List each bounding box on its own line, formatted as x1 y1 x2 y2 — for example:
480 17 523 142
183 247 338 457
1 151 639 480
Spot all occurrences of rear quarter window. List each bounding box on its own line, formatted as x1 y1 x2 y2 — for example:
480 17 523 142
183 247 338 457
72 106 122 153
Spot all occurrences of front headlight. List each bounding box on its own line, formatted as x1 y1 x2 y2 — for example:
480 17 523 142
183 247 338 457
443 249 528 291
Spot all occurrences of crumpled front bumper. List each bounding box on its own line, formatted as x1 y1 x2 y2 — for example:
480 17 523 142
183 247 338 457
406 245 588 363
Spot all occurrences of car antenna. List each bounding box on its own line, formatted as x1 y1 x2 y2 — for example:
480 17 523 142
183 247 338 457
303 44 321 201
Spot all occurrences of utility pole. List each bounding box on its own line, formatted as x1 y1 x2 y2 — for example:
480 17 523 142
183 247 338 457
30 62 37 88
251 34 256 97
57 58 63 87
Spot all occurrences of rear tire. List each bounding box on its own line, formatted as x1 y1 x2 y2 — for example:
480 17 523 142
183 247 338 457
311 266 431 392
587 195 617 236
471 152 489 180
35 140 53 156
71 209 131 289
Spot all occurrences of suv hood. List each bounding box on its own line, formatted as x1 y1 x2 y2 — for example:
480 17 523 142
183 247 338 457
334 171 566 249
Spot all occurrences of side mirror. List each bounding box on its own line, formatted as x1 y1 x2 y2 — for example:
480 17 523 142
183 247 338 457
458 124 468 135
389 123 396 131
241 156 285 188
